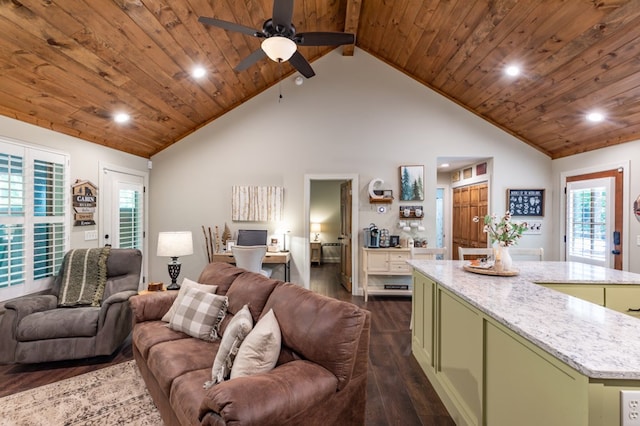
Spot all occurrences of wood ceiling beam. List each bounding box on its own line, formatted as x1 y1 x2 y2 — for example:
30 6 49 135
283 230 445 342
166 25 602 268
343 0 362 56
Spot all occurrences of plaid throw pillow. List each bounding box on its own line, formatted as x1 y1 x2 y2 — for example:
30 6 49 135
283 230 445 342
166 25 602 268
168 287 228 341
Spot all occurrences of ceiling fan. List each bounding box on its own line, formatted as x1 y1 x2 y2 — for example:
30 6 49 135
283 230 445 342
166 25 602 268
198 0 355 78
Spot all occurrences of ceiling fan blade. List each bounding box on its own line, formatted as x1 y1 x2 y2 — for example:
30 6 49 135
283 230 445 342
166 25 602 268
235 49 268 71
272 0 294 30
289 51 315 78
297 32 355 46
198 16 261 37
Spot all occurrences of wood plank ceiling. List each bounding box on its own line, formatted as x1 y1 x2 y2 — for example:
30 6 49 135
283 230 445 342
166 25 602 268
1 0 640 159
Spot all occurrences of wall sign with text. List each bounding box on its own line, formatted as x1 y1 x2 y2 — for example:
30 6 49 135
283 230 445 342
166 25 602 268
72 180 97 226
507 189 544 217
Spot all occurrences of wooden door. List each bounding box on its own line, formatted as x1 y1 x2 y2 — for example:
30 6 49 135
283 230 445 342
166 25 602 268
452 182 488 260
340 181 352 292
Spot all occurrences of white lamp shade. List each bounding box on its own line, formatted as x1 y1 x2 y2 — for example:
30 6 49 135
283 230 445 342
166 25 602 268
310 223 322 233
261 36 297 62
157 231 193 257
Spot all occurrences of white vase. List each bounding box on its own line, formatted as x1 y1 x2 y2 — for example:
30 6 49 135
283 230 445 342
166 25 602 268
494 246 513 272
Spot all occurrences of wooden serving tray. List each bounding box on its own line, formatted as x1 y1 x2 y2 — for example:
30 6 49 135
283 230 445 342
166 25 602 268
463 264 519 277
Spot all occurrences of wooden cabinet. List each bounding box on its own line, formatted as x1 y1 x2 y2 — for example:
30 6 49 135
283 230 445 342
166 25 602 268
452 182 488 260
361 248 412 301
310 242 322 266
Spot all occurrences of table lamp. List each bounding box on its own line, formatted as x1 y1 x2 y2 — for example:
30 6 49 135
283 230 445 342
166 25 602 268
311 223 322 241
157 231 193 290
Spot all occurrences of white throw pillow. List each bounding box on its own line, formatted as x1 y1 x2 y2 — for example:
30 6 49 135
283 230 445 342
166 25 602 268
230 308 281 379
204 304 254 388
161 277 218 322
167 287 227 341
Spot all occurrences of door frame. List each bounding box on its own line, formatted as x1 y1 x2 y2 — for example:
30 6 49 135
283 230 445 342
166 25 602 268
559 161 629 269
303 174 359 293
99 161 150 284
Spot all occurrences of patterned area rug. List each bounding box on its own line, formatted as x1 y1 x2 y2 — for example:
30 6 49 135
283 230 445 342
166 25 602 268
0 360 162 425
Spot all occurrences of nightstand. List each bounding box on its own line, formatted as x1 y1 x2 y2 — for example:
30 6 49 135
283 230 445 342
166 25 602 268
310 242 322 266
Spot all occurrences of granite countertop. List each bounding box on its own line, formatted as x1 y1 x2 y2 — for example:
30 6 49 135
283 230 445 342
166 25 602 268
407 260 640 380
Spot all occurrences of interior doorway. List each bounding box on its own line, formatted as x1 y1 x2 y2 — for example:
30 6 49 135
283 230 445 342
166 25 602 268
303 174 359 293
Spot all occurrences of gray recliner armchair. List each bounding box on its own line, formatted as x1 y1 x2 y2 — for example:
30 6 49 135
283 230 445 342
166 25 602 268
0 248 142 364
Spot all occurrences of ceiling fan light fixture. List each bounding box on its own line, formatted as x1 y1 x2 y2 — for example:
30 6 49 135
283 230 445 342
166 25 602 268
261 36 297 62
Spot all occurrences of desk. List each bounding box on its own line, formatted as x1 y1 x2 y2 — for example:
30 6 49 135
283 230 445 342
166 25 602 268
211 251 291 281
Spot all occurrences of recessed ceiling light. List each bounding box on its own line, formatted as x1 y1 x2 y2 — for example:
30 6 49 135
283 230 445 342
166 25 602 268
440 163 450 168
505 65 520 77
586 111 605 123
192 66 206 78
114 113 130 124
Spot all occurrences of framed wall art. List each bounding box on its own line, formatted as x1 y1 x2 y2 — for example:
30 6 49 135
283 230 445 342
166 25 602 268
399 165 424 201
507 189 545 216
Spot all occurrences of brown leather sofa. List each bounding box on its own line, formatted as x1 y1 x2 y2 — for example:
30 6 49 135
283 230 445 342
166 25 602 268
130 262 371 425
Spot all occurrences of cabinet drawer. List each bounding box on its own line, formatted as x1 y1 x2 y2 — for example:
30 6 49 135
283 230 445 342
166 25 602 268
390 252 410 261
606 287 640 318
389 261 412 273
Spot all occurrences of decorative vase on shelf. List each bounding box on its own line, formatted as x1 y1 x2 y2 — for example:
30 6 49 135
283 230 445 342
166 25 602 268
494 245 513 272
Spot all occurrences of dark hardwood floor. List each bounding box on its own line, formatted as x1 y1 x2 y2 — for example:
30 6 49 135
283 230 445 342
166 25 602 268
0 264 454 425
311 263 454 426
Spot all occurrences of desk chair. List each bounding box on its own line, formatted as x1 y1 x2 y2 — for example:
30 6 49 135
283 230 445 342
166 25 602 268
509 247 544 261
458 247 493 261
231 245 273 278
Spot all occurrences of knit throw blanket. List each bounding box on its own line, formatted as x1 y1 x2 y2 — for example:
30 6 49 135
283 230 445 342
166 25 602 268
58 247 111 307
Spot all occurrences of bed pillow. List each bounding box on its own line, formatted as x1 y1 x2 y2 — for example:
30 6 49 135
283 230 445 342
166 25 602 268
230 308 281 379
161 277 218 322
204 304 254 388
167 287 227 341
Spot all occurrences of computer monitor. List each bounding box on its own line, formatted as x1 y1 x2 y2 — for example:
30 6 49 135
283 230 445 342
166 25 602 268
236 229 268 246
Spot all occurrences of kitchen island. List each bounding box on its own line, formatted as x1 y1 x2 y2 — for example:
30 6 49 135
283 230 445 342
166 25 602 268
408 260 640 426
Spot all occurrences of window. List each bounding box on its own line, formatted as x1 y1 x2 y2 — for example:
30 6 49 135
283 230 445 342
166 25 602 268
0 139 69 301
118 187 142 249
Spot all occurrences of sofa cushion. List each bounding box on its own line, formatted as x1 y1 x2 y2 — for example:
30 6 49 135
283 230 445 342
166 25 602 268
147 338 218 397
208 304 253 387
132 320 188 359
219 271 279 335
231 308 281 379
161 278 218 322
262 283 367 391
167 288 227 341
16 307 99 341
197 262 245 296
170 368 212 426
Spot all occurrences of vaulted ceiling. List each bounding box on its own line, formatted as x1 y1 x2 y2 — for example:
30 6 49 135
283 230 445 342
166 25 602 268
2 0 640 159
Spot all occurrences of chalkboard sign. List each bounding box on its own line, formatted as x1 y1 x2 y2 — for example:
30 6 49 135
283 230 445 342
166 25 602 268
507 189 545 217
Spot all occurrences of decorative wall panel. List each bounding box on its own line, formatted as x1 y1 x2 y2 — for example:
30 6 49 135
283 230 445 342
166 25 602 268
232 186 283 222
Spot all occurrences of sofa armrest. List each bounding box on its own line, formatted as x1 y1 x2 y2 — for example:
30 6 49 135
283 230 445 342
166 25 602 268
129 291 177 323
199 361 338 425
5 295 58 321
98 290 138 328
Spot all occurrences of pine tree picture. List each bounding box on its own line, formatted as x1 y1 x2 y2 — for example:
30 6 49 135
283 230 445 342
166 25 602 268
399 165 424 201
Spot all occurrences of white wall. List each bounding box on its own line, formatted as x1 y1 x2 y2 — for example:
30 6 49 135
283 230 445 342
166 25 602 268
0 115 149 249
552 140 640 273
149 48 553 290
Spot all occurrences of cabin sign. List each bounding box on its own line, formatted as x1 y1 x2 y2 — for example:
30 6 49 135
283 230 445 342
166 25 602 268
72 180 97 226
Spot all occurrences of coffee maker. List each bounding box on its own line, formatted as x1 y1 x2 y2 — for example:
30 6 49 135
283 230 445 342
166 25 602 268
363 223 380 248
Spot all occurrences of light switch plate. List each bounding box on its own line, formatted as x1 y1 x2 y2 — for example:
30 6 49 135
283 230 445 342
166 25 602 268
85 230 98 241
